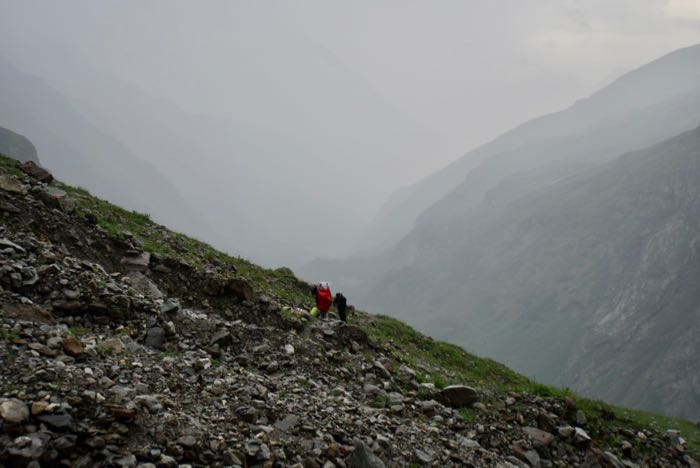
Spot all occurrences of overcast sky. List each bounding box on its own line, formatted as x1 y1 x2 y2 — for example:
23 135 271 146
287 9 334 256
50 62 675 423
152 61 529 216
1 1 700 264
3 1 700 184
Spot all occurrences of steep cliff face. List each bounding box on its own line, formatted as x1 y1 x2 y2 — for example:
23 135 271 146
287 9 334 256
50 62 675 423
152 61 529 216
0 126 38 163
361 126 700 421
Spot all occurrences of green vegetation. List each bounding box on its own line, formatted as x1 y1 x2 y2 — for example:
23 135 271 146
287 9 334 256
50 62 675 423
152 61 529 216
67 326 91 338
0 152 25 177
459 407 476 423
359 313 529 391
0 329 19 341
370 394 389 409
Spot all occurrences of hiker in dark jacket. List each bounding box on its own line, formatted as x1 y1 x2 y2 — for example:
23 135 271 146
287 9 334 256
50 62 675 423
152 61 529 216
333 292 348 323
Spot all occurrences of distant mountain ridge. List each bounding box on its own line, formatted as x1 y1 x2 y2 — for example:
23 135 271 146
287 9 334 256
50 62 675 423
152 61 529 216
362 125 700 420
349 43 700 255
301 44 700 420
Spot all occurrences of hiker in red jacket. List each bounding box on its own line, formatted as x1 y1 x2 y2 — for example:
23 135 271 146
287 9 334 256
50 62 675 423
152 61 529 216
311 282 333 319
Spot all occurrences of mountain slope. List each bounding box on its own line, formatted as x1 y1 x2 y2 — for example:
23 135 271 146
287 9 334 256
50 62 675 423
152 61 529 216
0 56 209 241
0 152 697 466
361 126 700 421
0 126 38 164
350 43 700 256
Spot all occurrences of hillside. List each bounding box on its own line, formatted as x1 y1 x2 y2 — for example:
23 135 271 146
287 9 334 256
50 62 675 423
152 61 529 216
1 155 699 466
0 126 38 164
358 126 700 423
0 56 210 243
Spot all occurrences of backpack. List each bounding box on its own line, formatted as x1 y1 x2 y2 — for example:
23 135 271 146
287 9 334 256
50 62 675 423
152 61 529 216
316 283 333 313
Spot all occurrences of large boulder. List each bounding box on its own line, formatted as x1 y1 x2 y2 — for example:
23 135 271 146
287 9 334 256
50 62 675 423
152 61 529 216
38 186 75 212
0 174 26 194
204 274 254 301
121 251 151 272
21 160 53 183
439 385 479 408
346 442 386 468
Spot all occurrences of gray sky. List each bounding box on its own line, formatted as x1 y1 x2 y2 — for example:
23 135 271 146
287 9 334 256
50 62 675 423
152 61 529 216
1 0 700 264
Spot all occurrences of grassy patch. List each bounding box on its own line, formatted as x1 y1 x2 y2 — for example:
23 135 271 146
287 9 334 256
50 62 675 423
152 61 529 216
355 312 700 455
0 329 19 341
67 326 91 338
370 394 389 409
359 313 529 391
0 153 25 177
460 407 477 423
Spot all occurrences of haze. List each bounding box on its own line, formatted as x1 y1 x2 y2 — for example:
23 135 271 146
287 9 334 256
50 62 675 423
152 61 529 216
2 0 700 266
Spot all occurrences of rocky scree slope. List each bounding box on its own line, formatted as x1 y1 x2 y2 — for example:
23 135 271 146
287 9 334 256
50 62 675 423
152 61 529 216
0 153 698 467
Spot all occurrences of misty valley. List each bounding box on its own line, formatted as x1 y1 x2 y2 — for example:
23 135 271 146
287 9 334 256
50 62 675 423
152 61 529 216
1 3 699 467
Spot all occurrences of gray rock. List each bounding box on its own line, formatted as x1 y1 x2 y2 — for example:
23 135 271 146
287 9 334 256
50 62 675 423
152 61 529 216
145 326 166 349
558 426 575 438
522 427 555 447
602 451 624 468
39 186 75 212
126 271 163 299
7 433 48 460
346 442 386 468
134 395 163 414
0 174 27 194
0 238 26 253
274 414 300 432
573 427 592 446
160 298 180 314
414 449 433 465
0 398 29 423
114 455 137 467
36 413 73 428
121 251 151 272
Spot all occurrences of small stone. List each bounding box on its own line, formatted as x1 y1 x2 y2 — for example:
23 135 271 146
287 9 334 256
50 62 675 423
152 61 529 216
63 335 84 356
36 413 73 429
274 414 300 432
522 427 555 447
573 427 591 446
414 449 432 465
284 344 295 355
31 400 50 415
558 426 574 438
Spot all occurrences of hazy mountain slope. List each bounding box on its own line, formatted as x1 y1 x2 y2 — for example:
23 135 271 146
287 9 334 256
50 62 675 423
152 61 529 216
352 43 700 255
0 56 207 238
0 126 38 163
0 153 698 466
3 41 443 267
362 126 700 420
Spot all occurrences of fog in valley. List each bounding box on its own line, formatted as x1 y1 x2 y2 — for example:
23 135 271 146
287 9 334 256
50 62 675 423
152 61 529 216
2 0 699 266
